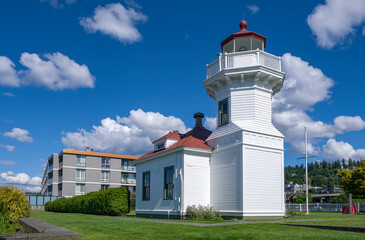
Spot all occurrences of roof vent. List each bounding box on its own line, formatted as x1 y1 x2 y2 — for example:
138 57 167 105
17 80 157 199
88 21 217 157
193 112 204 129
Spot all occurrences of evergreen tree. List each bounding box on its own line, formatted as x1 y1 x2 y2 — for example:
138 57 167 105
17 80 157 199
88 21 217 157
327 177 335 193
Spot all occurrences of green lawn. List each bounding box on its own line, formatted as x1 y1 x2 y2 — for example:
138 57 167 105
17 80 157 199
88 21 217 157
287 219 365 227
31 211 365 240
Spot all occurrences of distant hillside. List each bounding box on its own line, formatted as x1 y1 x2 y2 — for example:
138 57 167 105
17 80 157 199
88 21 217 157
285 159 362 187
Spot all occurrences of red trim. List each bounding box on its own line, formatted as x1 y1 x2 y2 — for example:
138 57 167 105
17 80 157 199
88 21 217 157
221 31 267 51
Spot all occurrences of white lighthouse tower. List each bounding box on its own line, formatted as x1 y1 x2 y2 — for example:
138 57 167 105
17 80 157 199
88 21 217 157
205 18 286 218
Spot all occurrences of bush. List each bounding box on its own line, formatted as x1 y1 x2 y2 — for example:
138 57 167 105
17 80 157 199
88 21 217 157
331 194 349 203
0 186 30 223
45 187 130 216
185 205 222 220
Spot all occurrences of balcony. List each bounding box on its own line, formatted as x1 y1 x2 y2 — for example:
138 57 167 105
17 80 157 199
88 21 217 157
206 50 281 79
121 178 136 184
121 166 136 171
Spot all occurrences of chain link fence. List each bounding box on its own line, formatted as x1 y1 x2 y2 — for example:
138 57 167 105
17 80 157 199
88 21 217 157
286 203 365 212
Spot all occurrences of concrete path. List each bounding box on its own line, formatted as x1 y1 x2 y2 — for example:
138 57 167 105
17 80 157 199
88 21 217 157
104 216 365 227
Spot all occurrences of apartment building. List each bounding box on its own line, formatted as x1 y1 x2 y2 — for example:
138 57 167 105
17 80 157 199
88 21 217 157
41 149 138 197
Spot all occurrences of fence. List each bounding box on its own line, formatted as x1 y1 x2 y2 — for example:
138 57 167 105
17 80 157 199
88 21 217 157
26 195 62 206
286 203 365 212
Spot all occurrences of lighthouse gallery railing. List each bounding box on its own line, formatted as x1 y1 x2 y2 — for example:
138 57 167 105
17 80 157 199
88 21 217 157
206 50 281 79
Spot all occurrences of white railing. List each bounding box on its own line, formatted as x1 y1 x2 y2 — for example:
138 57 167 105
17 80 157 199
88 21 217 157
206 50 281 79
286 203 365 212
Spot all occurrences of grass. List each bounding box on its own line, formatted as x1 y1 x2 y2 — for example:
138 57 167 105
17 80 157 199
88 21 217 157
287 219 365 227
31 211 365 239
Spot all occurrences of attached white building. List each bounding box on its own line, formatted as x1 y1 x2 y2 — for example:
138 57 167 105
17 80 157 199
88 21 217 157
134 18 285 219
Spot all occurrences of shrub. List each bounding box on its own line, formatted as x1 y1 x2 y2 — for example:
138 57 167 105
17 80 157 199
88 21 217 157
45 187 130 216
185 205 222 220
331 194 349 203
0 186 30 223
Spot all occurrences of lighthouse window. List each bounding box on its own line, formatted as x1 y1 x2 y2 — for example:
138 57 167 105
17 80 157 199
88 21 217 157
218 98 229 126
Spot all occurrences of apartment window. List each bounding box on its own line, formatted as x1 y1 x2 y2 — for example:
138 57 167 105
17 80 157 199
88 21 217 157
75 184 85 195
58 183 62 191
76 155 86 167
122 159 136 171
47 185 52 194
142 171 150 201
59 154 63 163
101 171 110 182
58 169 63 177
76 169 85 181
48 172 53 183
128 173 136 184
121 173 128 184
218 98 229 126
157 143 165 150
102 157 110 168
164 166 174 200
101 185 109 190
48 158 53 171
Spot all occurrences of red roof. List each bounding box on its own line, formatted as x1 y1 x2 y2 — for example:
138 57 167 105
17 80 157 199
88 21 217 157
221 18 266 50
134 127 213 163
152 131 181 143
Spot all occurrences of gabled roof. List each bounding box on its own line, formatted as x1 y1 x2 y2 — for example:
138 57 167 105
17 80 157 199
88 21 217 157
134 126 213 163
152 131 181 143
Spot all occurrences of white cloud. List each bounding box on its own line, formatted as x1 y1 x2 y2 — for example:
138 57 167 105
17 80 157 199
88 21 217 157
0 144 15 152
323 138 365 161
62 109 189 156
204 117 217 131
246 5 259 14
2 92 14 97
307 0 365 49
80 3 148 44
272 53 365 155
24 186 41 192
20 52 95 90
41 0 76 9
0 171 41 186
0 160 15 165
3 128 33 143
0 56 20 87
273 53 334 111
0 52 95 90
125 0 142 9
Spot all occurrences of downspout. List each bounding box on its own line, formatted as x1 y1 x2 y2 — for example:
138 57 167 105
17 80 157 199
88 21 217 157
179 168 184 220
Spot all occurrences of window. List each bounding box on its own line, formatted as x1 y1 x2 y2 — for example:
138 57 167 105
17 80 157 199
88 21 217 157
122 159 136 171
101 185 109 190
47 185 52 194
75 184 85 195
59 154 63 163
76 155 86 167
157 143 165 150
102 157 110 168
101 171 110 182
164 166 174 200
121 173 128 184
58 169 63 177
142 171 150 200
48 158 53 171
76 169 85 181
58 183 62 191
218 98 229 126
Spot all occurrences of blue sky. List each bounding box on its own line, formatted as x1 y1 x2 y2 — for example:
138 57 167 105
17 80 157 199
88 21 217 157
1 0 365 191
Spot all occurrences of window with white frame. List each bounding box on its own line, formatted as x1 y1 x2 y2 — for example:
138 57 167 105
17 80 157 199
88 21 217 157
157 143 165 150
102 157 110 168
101 171 110 182
76 169 85 181
101 185 109 190
75 183 85 195
76 155 86 167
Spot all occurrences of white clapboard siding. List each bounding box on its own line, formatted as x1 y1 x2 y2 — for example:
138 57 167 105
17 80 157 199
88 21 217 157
210 145 243 211
183 153 210 211
135 152 183 215
243 147 284 214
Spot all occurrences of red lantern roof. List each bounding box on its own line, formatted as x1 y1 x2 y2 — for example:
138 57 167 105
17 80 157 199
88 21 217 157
221 18 266 51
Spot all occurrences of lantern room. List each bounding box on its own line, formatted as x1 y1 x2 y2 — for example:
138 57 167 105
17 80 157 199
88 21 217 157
221 18 266 53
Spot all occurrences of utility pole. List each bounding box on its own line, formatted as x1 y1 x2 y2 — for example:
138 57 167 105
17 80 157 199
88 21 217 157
297 128 316 215
305 127 308 215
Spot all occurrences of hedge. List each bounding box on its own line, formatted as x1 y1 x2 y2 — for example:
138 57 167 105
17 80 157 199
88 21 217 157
45 187 130 216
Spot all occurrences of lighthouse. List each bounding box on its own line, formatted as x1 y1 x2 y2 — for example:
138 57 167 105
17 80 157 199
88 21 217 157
204 18 286 217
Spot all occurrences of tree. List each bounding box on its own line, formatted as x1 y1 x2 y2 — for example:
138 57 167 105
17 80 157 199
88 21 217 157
295 191 313 203
337 160 365 199
327 177 335 193
331 194 349 203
